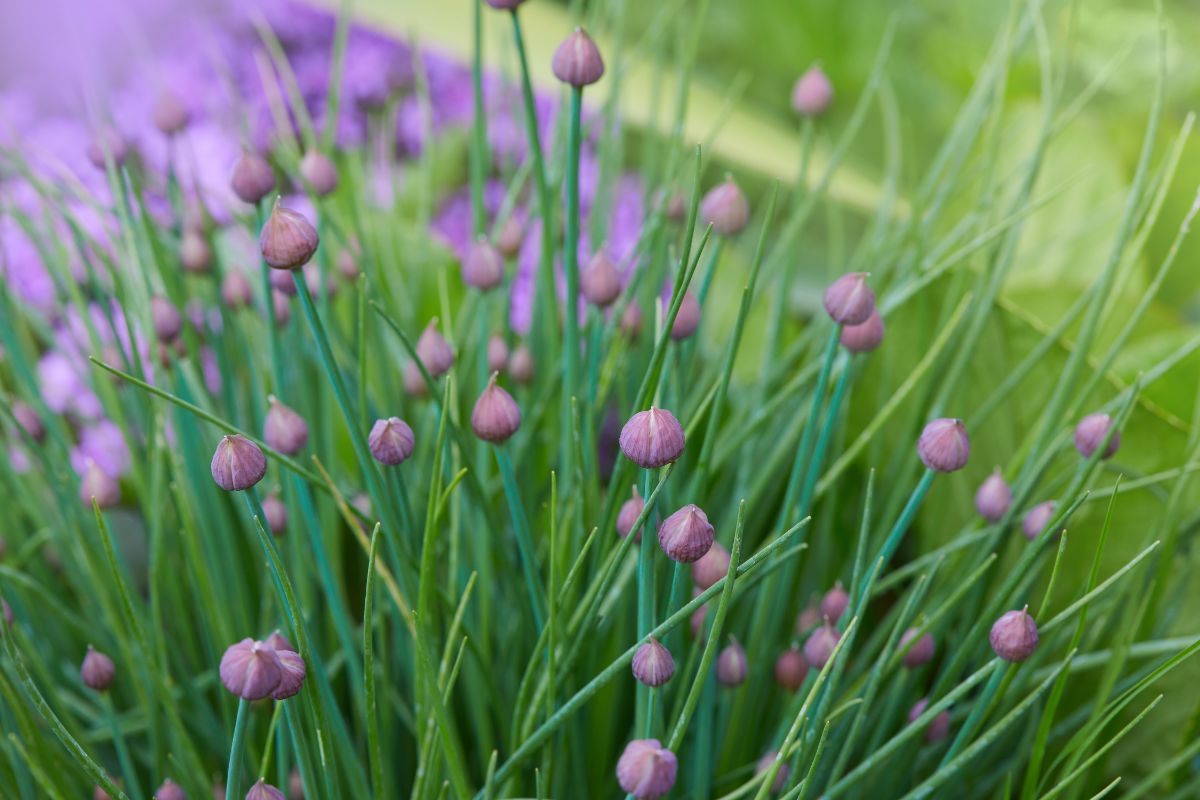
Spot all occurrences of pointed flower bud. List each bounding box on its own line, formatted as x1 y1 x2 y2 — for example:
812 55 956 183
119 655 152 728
12 402 44 443
699 175 749 236
775 647 808 692
908 698 951 743
462 238 504 290
616 739 677 799
917 418 970 472
222 271 254 309
262 493 288 535
716 638 748 686
271 649 307 700
152 91 190 136
487 335 509 373
631 638 675 687
804 623 841 669
299 151 338 197
220 638 283 700
970 468 1010 522
755 751 790 793
260 201 319 270
231 152 276 205
581 248 622 307
1074 412 1119 459
819 582 849 623
81 645 115 691
822 272 875 325
657 504 714 563
404 361 428 397
839 309 884 352
989 607 1038 662
264 397 309 456
509 344 534 385
552 27 605 87
691 541 730 590
496 216 524 257
150 296 183 343
272 290 291 327
899 628 935 667
1022 501 1057 541
246 779 286 800
471 374 521 443
619 407 685 469
265 630 294 653
80 460 120 508
211 434 267 491
616 485 644 541
369 417 415 465
416 319 454 376
154 779 186 800
791 65 834 116
181 232 212 274
670 291 701 341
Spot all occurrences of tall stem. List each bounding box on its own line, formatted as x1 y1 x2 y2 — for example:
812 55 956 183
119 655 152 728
225 698 250 800
562 87 585 475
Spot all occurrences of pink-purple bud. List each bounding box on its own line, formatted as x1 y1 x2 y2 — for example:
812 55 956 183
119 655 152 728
272 649 307 700
86 128 129 169
483 0 526 8
616 739 677 799
262 493 288 535
368 417 415 465
152 91 190 136
288 768 303 800
552 27 605 87
471 374 521 443
699 176 750 236
822 272 875 325
804 623 841 669
670 291 701 341
616 485 644 541
509 344 534 384
264 397 309 456
154 779 186 800
299 151 339 197
989 608 1038 662
839 309 884 353
487 335 509 373
150 297 182 343
975 469 1012 522
820 582 849 624
211 434 267 491
222 271 254 309
908 698 951 743
621 301 644 339
917 418 970 472
269 266 298 296
220 638 284 700
416 319 454 377
899 628 935 667
81 645 115 691
462 238 505 290
246 779 286 800
775 647 808 691
657 504 715 563
260 202 319 270
496 216 524 258
272 291 291 327
231 152 276 205
791 65 834 117
12 402 44 443
796 603 821 633
1022 501 1057 541
581 248 622 307
631 638 675 687
619 407 685 469
404 361 428 397
80 461 120 508
691 541 730 590
181 232 212 274
755 751 790 793
265 630 294 653
1074 412 1119 459
716 638 748 686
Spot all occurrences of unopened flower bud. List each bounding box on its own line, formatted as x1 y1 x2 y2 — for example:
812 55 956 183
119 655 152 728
231 152 276 205
581 248 621 307
795 603 821 634
299 151 338 197
152 91 190 136
691 541 730 590
151 296 183 343
1022 501 1057 541
86 128 129 170
791 65 833 117
917 418 970 472
616 739 677 799
804 623 841 669
181 232 212 274
337 250 360 282
616 485 644 541
404 361 428 397
272 290 291 327
471 374 521 443
699 176 749 236
265 630 294 653
670 291 701 341
246 779 286 800
222 271 255 308
210 434 267 491
619 407 685 469
840 309 884 352
487 335 509 373
272 649 307 700
716 638 748 686
755 751 789 793
484 0 526 8
899 628 935 667
496 216 523 257
509 344 534 385
822 272 874 325
260 201 319 270
552 27 605 87
462 238 504 290
775 647 808 691
264 397 308 456
262 493 288 535
155 779 187 800
631 638 675 687
1074 412 1119 459
80 461 120 508
908 698 951 743
416 319 454 376
220 638 283 700
989 607 1038 662
657 504 714 563
819 582 849 623
81 645 115 691
269 268 297 296
368 417 415 465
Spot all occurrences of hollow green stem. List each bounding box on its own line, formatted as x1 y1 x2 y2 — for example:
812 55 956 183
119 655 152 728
225 698 250 800
495 446 547 629
561 86 585 474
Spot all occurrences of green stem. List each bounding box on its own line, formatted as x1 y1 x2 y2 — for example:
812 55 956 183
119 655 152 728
636 468 655 737
561 87 585 474
225 698 250 800
495 447 547 629
104 696 143 800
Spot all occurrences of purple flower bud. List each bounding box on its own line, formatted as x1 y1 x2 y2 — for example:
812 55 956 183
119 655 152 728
908 698 951 743
989 608 1038 662
264 397 309 456
699 176 749 236
404 361 428 397
1074 412 1119 459
86 128 129 170
246 778 286 800
899 628 935 667
755 751 790 793
416 319 454 377
262 493 288 536
181 232 212 274
657 504 714 563
496 216 524 258
581 248 622 307
265 630 294 653
665 192 687 222
791 65 834 117
616 485 644 541
716 638 748 686
691 541 730 590
150 296 183 343
974 468 1012 523
670 291 701 341
509 344 534 385
487 335 509 373
631 638 675 687
690 596 708 640
795 604 821 634
272 291 292 328
155 779 187 800
211 434 267 492
552 27 605 87
288 768 303 799
222 271 254 309
152 91 190 136
616 739 677 799
484 0 526 8
471 374 521 443
803 623 841 669
619 407 685 469
839 309 884 353
270 267 298 296
80 460 121 509
337 249 361 282
299 151 339 197
462 238 505 290
260 202 319 271
231 152 277 205
822 272 875 325
621 301 644 339
775 647 808 691
220 638 282 699
272 649 307 700
917 418 970 472
368 417 415 465
12 402 44 443
820 582 849 623
1022 501 1057 541
81 645 115 691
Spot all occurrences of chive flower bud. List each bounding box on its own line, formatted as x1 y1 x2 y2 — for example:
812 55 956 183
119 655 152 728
269 268 297 296
670 291 701 341
755 751 789 793
839 309 884 352
81 645 115 691
484 0 526 8
616 485 644 541
12 402 44 443
552 27 605 87
86 128 129 169
288 768 303 799
152 91 189 136
231 152 276 205
975 469 1012 522
620 301 644 339
496 216 523 257
220 638 283 700
581 248 622 307
795 603 821 634
272 291 291 327
337 249 361 282
631 638 675 687
260 201 319 270
462 237 504 290
691 541 730 590
246 779 286 800
791 65 833 117
907 698 951 743
404 361 428 397
471 373 521 443
1022 500 1057 540
487 335 509 373
271 649 307 700
917 418 970 472
368 417 415 465
509 344 534 384
416 319 454 376
899 628 935 667
804 623 841 669
657 504 714 563
154 779 186 800
619 407 685 469
989 607 1038 662
210 434 267 492
262 493 288 535
299 151 338 197
221 271 254 309
80 460 120 508
690 597 708 640
822 272 874 325
616 739 677 799
699 175 749 236
265 630 294 653
820 582 849 623
263 397 308 456
149 297 182 343
665 192 687 222
1074 412 1119 459
716 638 748 686
181 231 212 274
774 647 808 692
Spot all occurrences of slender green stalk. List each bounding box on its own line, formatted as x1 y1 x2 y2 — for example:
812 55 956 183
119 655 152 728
561 86 585 474
225 699 250 800
495 447 547 629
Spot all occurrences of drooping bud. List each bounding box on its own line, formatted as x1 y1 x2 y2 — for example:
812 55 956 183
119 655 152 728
368 417 415 465
260 201 319 270
917 418 970 472
699 176 749 236
271 649 307 700
822 272 874 325
989 607 1038 662
222 271 255 309
416 319 454 376
616 739 677 799
487 335 509 373
1022 501 1057 541
151 296 183 343
231 152 276 205
631 638 675 687
12 402 44 443
670 291 701 341
210 434 267 491
81 645 115 691
657 504 714 563
716 638 748 686
839 309 884 352
86 128 129 170
908 698 951 743
262 493 288 535
462 238 504 290
819 582 849 624
899 628 935 668
263 397 309 456
219 638 283 700
1074 412 1119 459
509 344 534 385
246 779 286 800
691 541 730 590
181 231 212 274
80 460 120 508
154 779 187 800
803 623 841 669
552 27 605 87
975 469 1012 522
619 407 685 469
755 751 790 793
775 647 808 691
581 248 622 307
791 65 834 117
616 485 644 541
152 91 190 136
621 301 644 339
299 151 339 197
471 374 522 443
